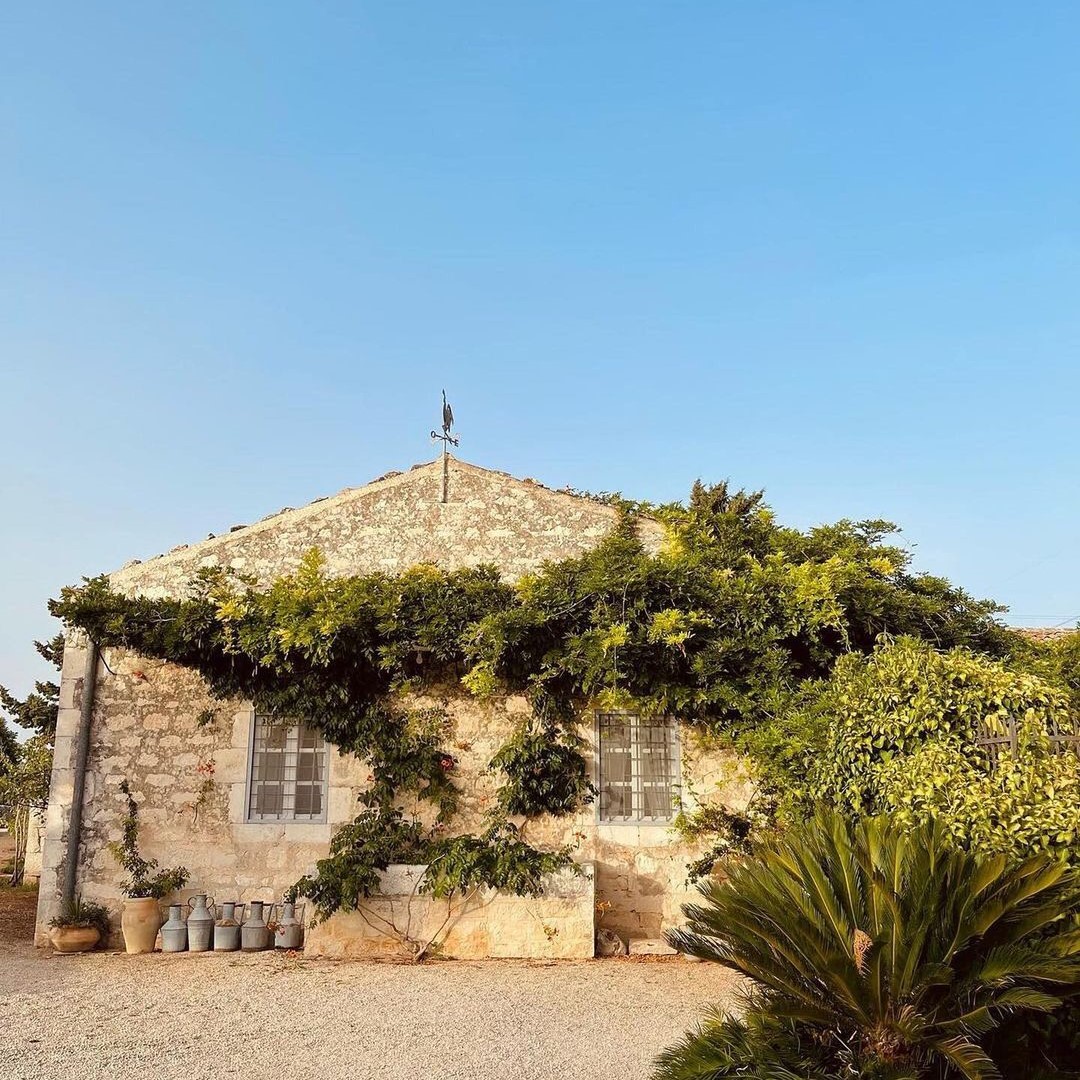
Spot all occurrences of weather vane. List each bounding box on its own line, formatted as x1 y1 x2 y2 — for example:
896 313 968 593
430 389 459 503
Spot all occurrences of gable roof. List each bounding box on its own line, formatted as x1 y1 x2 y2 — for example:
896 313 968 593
110 457 664 597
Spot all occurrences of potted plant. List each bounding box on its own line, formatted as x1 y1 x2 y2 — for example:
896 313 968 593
48 896 112 953
108 781 189 953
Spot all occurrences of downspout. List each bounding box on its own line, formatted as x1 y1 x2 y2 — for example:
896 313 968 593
60 639 99 909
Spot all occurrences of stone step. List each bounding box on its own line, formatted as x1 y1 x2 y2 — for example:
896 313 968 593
627 937 677 957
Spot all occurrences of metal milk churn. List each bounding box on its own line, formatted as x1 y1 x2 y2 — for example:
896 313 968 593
275 901 303 950
186 894 215 952
160 904 188 952
214 901 244 952
241 900 271 951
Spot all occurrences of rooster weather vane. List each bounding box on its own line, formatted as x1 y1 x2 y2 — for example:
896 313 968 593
431 390 459 504
431 389 459 449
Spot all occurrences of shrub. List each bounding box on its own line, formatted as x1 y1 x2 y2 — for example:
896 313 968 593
422 822 575 899
49 896 112 943
806 637 1080 868
875 737 1080 866
811 637 1070 814
661 811 1080 1080
657 1008 834 1080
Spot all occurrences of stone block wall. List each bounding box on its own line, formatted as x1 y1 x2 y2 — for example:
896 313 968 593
305 864 595 959
35 646 745 952
108 458 666 598
36 457 752 955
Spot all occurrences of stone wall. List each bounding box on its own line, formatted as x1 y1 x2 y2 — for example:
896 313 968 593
36 647 744 952
37 457 751 955
305 864 595 959
110 457 665 597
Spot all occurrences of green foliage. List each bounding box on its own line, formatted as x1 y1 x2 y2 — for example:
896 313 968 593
469 494 1007 730
0 734 54 884
0 716 16 766
288 809 575 921
812 636 1069 814
807 637 1080 868
0 634 64 743
49 553 505 784
990 997 1080 1080
108 781 189 899
422 822 576 899
359 706 460 822
194 707 218 728
663 811 1080 1080
1007 629 1080 715
672 803 760 883
0 734 53 817
49 482 1017 917
655 1007 834 1080
50 553 512 742
49 895 112 942
287 808 429 922
49 490 1009 754
489 723 595 817
875 738 1080 866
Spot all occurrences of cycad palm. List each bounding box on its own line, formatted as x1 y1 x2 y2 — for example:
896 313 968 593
661 812 1080 1080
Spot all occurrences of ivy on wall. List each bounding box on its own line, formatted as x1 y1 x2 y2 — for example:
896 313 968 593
50 481 1025 914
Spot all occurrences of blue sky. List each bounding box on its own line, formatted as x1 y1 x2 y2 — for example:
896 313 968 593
2 3 1079 710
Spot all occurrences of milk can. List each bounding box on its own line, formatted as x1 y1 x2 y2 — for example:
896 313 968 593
275 901 303 950
241 900 271 951
214 902 244 952
186 894 216 952
160 904 188 952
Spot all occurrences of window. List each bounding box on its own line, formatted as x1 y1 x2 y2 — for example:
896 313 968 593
246 713 329 822
597 713 679 823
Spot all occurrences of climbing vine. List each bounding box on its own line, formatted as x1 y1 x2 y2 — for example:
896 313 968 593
109 780 190 899
50 480 1021 917
489 723 595 818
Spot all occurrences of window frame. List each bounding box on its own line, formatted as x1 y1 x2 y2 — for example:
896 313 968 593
594 712 681 825
243 710 330 825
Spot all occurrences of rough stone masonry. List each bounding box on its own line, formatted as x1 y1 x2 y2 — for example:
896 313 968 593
37 457 751 956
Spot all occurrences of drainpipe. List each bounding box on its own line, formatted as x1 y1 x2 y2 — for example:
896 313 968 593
60 639 99 909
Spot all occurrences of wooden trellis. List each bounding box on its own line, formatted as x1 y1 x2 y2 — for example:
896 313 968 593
974 713 1080 767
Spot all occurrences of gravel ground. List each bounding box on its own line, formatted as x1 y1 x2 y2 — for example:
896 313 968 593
0 934 741 1080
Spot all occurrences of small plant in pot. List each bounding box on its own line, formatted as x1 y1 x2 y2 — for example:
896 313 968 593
48 896 112 953
108 781 188 953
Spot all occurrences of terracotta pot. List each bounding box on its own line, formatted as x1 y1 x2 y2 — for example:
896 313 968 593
49 926 101 953
121 897 162 954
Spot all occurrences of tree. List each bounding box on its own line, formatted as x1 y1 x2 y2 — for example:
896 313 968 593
0 633 64 740
0 635 63 883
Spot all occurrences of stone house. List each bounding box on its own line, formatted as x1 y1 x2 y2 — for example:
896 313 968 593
35 458 746 958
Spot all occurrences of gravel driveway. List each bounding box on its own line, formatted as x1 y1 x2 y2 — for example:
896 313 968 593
0 936 741 1080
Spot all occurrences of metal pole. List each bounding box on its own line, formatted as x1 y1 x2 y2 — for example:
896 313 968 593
61 639 99 908
442 444 449 504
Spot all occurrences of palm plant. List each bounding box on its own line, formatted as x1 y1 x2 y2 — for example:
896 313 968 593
661 811 1080 1080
